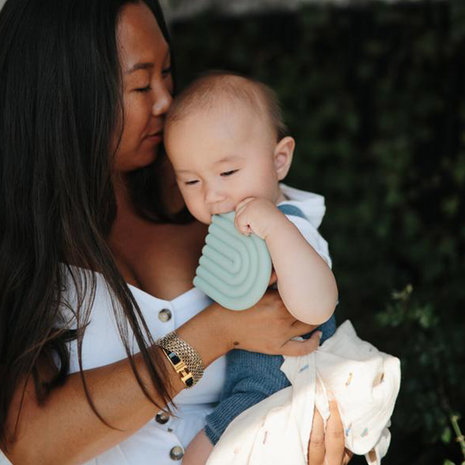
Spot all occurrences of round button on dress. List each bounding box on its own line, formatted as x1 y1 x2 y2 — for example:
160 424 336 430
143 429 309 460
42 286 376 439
155 411 170 424
169 445 184 461
158 308 172 322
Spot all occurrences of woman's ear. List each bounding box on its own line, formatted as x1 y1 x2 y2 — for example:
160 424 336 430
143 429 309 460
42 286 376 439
273 136 295 181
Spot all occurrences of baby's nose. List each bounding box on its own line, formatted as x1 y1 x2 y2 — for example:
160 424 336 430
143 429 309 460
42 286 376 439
205 186 226 204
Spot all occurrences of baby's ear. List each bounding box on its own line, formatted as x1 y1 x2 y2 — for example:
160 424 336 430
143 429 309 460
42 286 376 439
273 136 295 181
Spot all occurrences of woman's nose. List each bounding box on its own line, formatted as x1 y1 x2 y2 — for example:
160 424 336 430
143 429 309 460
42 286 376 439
152 83 173 116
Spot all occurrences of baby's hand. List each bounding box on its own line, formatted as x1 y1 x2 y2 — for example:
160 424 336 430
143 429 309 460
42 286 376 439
234 197 287 239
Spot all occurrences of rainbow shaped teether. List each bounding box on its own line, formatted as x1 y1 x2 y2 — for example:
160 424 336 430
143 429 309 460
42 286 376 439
193 212 272 310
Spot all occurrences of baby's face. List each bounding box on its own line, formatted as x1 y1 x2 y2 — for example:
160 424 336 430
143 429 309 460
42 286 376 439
164 103 281 224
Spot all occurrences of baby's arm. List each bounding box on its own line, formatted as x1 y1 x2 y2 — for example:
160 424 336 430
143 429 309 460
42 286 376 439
235 197 337 324
183 429 213 465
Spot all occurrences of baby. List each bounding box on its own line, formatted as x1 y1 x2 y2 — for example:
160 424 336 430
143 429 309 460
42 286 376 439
164 72 399 465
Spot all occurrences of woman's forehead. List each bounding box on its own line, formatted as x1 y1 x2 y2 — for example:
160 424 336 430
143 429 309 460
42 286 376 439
117 2 169 72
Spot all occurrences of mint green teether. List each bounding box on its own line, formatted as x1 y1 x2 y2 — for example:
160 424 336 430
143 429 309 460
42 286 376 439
193 212 272 310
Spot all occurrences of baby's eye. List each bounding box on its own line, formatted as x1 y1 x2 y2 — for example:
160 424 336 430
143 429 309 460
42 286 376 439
220 169 238 177
185 180 199 185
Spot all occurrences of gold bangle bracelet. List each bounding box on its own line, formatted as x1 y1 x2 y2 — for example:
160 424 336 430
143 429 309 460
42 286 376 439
156 331 204 388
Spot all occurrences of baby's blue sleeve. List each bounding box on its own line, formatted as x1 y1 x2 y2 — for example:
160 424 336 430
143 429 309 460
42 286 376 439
204 350 288 445
204 315 336 445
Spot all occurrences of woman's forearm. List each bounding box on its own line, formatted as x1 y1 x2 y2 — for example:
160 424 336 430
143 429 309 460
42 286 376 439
6 354 168 464
3 292 319 465
4 303 230 465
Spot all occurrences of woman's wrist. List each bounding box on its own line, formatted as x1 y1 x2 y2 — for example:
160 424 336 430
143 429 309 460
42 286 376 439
175 302 233 368
156 331 204 388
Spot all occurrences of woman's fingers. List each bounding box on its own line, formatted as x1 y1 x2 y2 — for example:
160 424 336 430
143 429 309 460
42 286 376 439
308 407 325 465
280 331 321 357
308 401 351 465
291 320 318 337
343 450 353 465
228 289 320 355
268 270 277 286
324 400 346 465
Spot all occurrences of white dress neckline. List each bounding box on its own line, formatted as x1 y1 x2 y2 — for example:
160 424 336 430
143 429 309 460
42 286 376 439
127 282 205 307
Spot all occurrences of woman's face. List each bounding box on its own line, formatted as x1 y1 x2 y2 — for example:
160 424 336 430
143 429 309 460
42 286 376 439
113 2 173 172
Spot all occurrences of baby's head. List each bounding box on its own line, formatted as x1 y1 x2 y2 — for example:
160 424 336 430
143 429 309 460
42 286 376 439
164 71 295 224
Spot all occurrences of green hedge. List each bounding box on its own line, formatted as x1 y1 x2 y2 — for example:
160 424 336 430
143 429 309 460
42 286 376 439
171 2 465 463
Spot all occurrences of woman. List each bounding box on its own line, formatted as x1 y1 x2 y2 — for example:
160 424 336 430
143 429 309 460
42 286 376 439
0 0 349 463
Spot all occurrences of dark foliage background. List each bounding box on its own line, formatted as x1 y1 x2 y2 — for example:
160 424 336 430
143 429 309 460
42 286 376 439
169 1 465 463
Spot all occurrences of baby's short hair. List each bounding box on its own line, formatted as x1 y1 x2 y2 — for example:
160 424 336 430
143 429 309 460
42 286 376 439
166 71 289 141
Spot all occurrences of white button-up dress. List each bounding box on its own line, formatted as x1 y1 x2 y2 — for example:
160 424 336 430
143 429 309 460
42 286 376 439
63 268 226 465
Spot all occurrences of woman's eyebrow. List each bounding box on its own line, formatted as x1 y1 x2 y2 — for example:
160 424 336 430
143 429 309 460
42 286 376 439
126 62 154 74
125 50 170 75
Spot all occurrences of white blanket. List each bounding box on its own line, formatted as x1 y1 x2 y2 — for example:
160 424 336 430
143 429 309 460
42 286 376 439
207 320 401 465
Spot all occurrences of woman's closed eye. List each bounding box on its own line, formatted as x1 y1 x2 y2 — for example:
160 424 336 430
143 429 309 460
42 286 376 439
184 179 199 186
135 84 151 93
220 169 238 177
162 65 172 78
134 66 171 92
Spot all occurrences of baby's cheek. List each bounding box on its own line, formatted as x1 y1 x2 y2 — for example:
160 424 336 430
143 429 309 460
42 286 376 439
188 202 210 225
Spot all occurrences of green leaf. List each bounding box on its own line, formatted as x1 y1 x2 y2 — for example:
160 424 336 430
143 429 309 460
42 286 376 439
442 426 452 444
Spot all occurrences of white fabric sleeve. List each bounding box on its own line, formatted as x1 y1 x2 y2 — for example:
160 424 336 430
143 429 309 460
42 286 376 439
285 215 332 268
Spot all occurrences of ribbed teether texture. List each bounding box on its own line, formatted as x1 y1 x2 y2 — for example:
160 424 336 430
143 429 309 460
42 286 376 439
193 212 272 310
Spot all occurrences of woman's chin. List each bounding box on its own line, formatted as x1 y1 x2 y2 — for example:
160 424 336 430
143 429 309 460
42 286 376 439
115 150 159 173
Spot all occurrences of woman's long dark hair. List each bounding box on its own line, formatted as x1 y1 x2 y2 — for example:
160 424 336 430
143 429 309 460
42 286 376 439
0 0 182 446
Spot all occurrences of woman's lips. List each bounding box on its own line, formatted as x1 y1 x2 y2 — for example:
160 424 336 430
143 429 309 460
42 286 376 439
145 131 163 144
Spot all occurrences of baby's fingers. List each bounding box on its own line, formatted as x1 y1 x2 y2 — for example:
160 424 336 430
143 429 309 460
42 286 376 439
234 209 252 236
235 197 255 212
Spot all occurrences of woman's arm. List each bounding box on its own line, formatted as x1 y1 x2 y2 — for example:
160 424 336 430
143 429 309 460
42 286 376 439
235 198 338 324
5 351 174 465
3 292 317 465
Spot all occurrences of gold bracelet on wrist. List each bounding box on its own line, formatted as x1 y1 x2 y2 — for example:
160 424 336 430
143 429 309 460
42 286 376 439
156 331 204 388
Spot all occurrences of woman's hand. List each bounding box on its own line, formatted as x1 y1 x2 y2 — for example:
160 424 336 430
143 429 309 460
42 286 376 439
222 289 322 357
308 401 353 465
178 288 321 370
